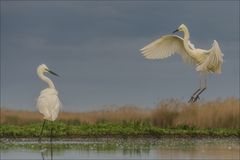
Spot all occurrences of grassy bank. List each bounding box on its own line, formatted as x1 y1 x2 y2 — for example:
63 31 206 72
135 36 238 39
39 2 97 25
1 122 239 138
1 98 239 138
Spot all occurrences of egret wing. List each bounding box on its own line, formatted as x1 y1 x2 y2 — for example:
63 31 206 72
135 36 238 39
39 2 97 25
196 40 224 73
188 40 195 50
36 88 61 121
140 35 195 64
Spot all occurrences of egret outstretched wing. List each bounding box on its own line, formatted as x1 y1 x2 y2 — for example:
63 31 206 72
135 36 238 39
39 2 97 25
196 40 224 73
140 24 224 103
140 35 195 64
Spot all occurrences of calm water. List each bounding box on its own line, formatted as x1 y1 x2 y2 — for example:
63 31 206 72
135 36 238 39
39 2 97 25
1 137 239 160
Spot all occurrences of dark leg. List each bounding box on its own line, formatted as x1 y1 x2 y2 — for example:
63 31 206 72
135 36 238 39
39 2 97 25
189 72 208 103
192 87 206 102
50 121 53 143
41 151 45 160
50 121 53 160
39 120 46 143
51 142 53 160
188 74 203 103
188 88 201 103
50 134 53 160
192 74 207 103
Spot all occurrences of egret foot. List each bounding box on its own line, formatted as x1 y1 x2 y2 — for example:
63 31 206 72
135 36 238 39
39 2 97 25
192 95 200 103
188 95 200 103
188 96 195 103
188 88 201 103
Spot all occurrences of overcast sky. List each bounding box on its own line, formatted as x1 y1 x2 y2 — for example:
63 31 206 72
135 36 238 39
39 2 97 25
1 1 239 111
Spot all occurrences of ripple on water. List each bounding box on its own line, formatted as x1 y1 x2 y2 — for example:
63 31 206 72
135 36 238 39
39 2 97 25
1 137 239 160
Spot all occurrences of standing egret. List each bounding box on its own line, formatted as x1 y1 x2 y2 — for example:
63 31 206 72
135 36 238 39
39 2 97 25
37 64 61 143
140 24 224 102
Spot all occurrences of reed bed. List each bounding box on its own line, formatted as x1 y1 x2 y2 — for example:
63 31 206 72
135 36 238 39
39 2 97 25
152 98 239 128
1 98 239 128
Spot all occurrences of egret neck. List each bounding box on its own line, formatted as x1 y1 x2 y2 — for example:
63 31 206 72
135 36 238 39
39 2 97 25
37 70 55 89
182 26 195 58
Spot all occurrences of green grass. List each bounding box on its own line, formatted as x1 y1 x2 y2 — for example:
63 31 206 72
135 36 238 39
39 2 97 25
1 121 239 138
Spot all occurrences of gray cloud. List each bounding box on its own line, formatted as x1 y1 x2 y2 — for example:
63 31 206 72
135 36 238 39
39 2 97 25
1 1 239 111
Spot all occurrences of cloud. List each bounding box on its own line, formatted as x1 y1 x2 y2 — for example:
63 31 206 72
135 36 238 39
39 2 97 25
1 1 239 111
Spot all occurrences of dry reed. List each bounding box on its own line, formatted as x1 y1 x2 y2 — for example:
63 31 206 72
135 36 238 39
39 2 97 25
1 98 239 128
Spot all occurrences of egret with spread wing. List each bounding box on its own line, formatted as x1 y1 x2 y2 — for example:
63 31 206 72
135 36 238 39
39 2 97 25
36 64 61 143
140 24 223 102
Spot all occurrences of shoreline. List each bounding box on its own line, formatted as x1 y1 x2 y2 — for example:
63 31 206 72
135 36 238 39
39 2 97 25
1 134 239 139
1 136 239 143
1 123 239 139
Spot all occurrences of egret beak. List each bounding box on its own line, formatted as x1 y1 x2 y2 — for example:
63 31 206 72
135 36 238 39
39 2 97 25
172 29 179 33
47 69 59 77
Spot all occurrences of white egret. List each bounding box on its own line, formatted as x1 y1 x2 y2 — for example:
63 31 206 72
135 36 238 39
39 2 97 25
140 24 224 102
36 64 61 143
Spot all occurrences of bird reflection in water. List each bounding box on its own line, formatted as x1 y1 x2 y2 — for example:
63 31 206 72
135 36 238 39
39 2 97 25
40 140 53 160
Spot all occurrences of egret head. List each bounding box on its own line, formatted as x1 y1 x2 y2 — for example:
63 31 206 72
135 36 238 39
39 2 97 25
38 64 59 77
173 24 187 33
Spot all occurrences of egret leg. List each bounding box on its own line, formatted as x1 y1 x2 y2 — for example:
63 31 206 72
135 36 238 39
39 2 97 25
188 88 201 103
193 87 206 102
51 142 53 160
188 72 208 103
192 73 207 102
193 76 207 102
41 151 45 160
50 121 53 143
39 120 46 143
50 121 53 160
188 76 202 103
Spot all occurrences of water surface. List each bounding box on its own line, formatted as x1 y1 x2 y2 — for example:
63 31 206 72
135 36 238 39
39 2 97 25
1 138 239 159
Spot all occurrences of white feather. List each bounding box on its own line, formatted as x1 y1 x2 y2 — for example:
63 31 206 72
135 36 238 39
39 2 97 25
196 40 224 73
140 35 196 65
37 88 61 121
140 26 223 74
36 64 61 121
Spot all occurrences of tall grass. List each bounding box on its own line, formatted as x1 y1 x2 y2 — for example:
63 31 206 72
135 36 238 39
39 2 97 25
174 98 240 128
1 98 239 128
59 106 151 125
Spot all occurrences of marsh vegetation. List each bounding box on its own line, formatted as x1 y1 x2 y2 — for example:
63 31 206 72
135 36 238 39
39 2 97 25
1 98 239 137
